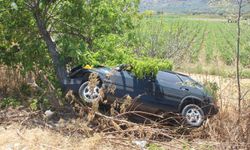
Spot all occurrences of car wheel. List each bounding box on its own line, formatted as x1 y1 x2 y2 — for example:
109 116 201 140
181 104 204 127
79 81 102 103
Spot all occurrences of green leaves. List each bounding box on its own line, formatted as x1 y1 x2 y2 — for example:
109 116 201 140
0 97 21 108
128 57 173 79
0 0 139 70
56 0 140 66
0 0 172 82
0 1 50 71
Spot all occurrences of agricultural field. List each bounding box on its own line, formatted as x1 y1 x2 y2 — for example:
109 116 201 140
133 15 250 78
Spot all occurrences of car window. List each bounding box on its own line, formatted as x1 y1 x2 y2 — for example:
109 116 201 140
179 75 203 88
164 72 182 84
179 75 193 83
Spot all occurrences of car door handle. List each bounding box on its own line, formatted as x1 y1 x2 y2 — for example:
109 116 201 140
180 87 189 91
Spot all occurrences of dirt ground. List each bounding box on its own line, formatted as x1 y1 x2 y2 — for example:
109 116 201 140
0 124 224 150
0 126 144 150
0 125 103 150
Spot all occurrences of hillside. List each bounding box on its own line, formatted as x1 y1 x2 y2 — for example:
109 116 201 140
139 0 249 14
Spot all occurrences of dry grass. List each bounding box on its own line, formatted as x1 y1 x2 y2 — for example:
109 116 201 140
189 73 250 106
195 107 250 149
187 73 250 149
0 65 34 97
0 65 27 83
1 109 249 150
0 124 133 150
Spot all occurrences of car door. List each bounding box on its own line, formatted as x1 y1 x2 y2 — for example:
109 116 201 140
153 71 189 112
106 70 150 98
106 69 158 111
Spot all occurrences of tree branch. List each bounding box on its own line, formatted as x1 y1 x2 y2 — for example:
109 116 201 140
50 17 93 46
241 90 250 100
44 0 63 25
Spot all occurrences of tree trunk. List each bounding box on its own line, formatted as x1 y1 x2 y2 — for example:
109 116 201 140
33 9 67 90
236 0 242 115
247 113 250 150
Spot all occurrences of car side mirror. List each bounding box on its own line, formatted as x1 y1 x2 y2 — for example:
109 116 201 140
115 64 133 72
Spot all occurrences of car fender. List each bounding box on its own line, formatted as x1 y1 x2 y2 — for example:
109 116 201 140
178 96 204 112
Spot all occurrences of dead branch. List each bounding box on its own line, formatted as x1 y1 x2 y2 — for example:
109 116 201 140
115 110 164 119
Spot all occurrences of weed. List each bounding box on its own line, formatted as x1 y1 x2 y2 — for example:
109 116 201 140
204 81 219 99
0 97 21 108
29 99 38 111
148 143 164 150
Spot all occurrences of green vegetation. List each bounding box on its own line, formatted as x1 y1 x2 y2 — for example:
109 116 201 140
132 15 250 77
0 1 172 85
140 0 250 15
0 97 21 108
0 1 249 99
75 34 173 79
204 82 219 102
140 0 226 14
148 143 164 150
1 0 249 86
128 57 172 79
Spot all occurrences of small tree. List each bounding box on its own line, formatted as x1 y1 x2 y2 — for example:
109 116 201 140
209 0 250 114
236 0 243 114
0 0 139 88
0 0 140 108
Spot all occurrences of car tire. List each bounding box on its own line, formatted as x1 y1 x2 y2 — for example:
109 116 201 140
78 81 102 103
181 104 204 127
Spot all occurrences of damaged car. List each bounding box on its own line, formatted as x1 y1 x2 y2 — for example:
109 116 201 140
63 64 218 127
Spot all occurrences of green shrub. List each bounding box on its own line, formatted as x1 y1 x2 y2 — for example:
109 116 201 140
148 143 164 150
195 65 203 74
20 83 32 97
29 99 38 111
78 34 173 79
0 97 21 108
240 70 250 78
240 47 250 67
128 57 173 79
29 98 51 111
204 81 219 101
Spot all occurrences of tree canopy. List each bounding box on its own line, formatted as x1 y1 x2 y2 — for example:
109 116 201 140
0 0 172 87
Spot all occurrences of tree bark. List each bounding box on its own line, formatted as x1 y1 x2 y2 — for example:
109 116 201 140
247 113 250 150
32 7 67 90
236 0 242 115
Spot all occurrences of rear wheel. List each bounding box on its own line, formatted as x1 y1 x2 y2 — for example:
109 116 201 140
181 104 204 127
78 81 102 103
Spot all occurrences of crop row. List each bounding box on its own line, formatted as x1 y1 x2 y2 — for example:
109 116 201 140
135 16 250 68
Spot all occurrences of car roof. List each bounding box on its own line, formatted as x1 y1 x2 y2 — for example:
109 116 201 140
164 70 189 77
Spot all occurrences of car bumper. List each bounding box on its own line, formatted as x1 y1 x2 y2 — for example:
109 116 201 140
202 103 219 116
